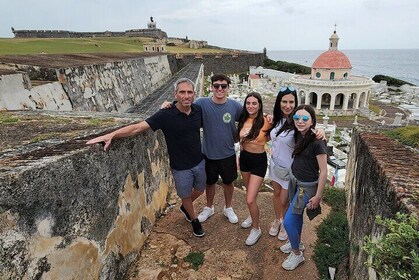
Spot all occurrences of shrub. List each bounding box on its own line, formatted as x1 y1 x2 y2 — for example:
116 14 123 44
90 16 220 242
363 213 419 280
372 74 415 87
314 211 350 279
314 186 349 279
263 58 311 74
183 251 205 270
322 186 346 213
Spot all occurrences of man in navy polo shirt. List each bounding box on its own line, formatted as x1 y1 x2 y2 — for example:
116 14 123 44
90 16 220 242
87 78 206 237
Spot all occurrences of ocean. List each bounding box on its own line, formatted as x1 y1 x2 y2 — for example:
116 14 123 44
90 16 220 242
267 49 419 86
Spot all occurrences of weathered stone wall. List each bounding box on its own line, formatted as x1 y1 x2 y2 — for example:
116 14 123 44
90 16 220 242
0 73 72 110
0 55 174 112
346 128 419 280
12 29 165 39
61 55 173 112
0 52 264 111
0 124 173 279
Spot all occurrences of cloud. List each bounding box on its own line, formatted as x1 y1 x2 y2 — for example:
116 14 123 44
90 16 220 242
1 0 418 50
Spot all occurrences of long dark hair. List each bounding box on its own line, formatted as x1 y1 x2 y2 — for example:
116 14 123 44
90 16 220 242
236 92 265 142
291 105 318 156
267 87 298 137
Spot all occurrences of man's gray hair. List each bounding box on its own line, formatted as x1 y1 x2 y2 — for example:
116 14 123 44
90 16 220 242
174 78 195 92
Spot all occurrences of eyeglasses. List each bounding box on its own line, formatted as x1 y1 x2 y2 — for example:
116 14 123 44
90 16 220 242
279 86 296 92
293 114 310 122
213 83 228 89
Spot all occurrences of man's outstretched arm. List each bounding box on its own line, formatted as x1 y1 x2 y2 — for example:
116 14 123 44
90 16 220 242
86 121 151 151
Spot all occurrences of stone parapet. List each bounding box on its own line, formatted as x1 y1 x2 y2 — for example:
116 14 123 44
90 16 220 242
346 128 418 279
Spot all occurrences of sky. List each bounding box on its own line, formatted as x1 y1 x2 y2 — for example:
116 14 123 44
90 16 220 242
1 0 418 51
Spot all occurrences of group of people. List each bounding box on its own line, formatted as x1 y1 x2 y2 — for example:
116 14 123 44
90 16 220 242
86 74 327 271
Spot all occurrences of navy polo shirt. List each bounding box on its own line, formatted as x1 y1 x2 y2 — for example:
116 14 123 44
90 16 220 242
145 103 203 170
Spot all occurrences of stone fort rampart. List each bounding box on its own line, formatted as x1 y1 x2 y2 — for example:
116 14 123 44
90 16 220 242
11 28 167 39
0 52 265 111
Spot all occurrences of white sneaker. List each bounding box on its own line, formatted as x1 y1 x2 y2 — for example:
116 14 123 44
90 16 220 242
223 206 238 224
245 228 262 246
241 216 253 228
282 251 305 270
269 219 281 236
280 240 305 254
197 206 214 222
277 224 288 241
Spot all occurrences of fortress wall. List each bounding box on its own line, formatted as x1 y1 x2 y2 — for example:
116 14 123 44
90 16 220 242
346 128 418 279
13 29 165 39
61 55 173 112
0 125 173 279
0 73 72 110
0 55 174 112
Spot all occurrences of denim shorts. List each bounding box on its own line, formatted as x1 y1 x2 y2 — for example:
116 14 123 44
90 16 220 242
171 159 206 198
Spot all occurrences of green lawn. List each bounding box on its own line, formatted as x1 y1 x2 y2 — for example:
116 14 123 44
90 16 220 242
0 37 226 55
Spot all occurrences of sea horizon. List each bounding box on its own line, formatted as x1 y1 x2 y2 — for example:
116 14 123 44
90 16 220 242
267 49 419 86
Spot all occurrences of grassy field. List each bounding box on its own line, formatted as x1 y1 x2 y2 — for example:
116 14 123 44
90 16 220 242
0 37 227 55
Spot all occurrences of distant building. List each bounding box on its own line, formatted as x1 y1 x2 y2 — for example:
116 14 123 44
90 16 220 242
143 43 166 52
291 29 374 115
12 17 167 39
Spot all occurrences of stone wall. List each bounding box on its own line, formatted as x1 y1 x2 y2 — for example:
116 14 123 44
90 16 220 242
346 128 418 279
0 121 173 279
12 29 165 39
0 73 72 110
61 55 173 112
0 55 174 112
0 52 264 112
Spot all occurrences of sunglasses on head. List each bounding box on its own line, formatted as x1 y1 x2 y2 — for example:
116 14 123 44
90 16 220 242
279 86 296 92
293 114 310 122
213 83 228 89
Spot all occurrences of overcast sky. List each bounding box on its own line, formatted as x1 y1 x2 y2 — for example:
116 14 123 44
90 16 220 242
1 0 418 51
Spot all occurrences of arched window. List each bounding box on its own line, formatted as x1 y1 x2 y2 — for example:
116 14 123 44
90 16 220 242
316 72 321 78
330 72 335 80
343 72 348 79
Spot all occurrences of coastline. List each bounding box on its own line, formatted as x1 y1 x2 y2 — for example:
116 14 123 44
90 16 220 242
267 49 419 86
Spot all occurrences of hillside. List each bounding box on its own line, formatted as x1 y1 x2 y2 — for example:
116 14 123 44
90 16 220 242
0 37 227 55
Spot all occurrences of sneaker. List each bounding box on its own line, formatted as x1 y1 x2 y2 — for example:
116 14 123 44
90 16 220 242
282 251 305 270
245 228 262 246
191 219 205 237
179 205 191 222
277 225 288 241
269 219 281 236
197 206 214 222
241 216 253 228
280 240 305 254
223 206 238 224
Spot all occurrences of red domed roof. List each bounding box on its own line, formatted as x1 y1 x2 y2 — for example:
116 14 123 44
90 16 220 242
312 50 352 69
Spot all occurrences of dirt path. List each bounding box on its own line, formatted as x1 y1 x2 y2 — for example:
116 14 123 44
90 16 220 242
128 186 330 280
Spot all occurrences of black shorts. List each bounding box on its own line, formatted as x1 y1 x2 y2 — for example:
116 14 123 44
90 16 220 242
239 150 267 178
204 154 238 185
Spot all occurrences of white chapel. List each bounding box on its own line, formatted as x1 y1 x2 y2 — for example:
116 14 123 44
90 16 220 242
291 29 374 115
